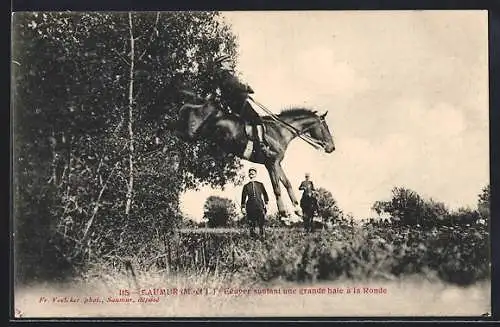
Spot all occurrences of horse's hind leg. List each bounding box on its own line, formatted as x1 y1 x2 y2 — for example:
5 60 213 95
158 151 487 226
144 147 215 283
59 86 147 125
276 164 301 215
266 163 286 216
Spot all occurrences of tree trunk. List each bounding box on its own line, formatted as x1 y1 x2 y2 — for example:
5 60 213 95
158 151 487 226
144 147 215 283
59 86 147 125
125 13 135 216
49 130 57 185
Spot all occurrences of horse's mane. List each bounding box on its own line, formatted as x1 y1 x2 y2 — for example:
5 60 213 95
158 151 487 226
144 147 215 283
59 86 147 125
275 107 318 118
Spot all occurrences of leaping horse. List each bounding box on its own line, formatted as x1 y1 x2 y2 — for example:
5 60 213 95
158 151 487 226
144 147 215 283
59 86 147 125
177 96 335 217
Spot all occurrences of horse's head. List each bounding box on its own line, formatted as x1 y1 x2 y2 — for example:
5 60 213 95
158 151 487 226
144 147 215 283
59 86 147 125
274 108 336 153
306 111 335 153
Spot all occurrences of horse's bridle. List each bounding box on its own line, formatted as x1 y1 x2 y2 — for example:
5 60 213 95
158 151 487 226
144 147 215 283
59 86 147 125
296 115 330 150
243 97 331 150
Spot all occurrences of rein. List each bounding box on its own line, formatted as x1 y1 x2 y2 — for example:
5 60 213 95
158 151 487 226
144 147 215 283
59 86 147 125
250 99 325 150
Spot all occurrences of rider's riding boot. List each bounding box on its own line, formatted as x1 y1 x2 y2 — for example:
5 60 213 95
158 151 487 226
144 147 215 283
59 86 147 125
256 124 275 156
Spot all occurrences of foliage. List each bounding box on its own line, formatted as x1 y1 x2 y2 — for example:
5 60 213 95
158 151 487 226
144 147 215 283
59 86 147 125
29 183 488 288
203 196 237 228
99 220 489 287
12 11 490 289
445 207 481 226
371 186 490 231
140 185 489 287
372 187 428 226
477 184 490 224
179 217 200 229
265 212 288 228
315 187 343 224
12 11 242 283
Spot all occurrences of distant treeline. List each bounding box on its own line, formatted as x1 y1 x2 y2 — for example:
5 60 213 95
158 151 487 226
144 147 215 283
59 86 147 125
197 185 490 230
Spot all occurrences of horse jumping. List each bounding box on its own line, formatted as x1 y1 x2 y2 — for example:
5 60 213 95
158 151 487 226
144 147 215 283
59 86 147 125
178 97 335 217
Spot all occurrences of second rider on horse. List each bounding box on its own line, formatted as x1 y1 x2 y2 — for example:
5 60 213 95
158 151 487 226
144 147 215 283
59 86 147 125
205 56 275 157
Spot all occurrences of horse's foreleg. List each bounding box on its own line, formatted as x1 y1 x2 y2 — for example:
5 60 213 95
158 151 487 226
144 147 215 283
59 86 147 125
276 164 301 216
266 164 287 216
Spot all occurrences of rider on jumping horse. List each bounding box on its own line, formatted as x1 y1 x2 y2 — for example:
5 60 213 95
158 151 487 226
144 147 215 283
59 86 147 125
205 55 275 157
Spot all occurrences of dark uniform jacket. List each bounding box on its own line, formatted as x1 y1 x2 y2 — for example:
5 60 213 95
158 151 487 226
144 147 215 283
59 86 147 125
299 180 315 196
219 70 252 99
241 180 269 213
299 180 318 213
216 69 255 116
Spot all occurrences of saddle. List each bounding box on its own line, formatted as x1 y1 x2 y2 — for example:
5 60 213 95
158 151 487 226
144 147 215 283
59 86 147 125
185 94 275 158
216 104 258 139
240 123 272 159
244 124 267 140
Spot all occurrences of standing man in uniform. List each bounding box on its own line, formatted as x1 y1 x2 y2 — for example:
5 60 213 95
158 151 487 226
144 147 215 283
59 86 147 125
299 173 316 197
299 173 319 231
241 167 269 238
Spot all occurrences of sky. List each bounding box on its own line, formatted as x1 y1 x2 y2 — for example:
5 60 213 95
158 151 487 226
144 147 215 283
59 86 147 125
179 10 489 222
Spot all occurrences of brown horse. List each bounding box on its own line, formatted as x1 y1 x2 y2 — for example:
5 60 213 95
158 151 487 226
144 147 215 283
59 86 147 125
178 98 335 217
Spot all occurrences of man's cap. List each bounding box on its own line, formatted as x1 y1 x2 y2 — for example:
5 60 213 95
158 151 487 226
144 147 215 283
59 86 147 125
305 173 310 177
249 167 257 173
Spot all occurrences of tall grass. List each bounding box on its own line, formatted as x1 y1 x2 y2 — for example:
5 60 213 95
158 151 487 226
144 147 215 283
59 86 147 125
81 221 489 287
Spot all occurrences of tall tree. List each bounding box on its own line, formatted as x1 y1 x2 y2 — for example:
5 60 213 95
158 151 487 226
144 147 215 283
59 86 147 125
477 184 490 226
125 13 136 216
372 187 428 226
12 11 243 282
478 185 490 218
